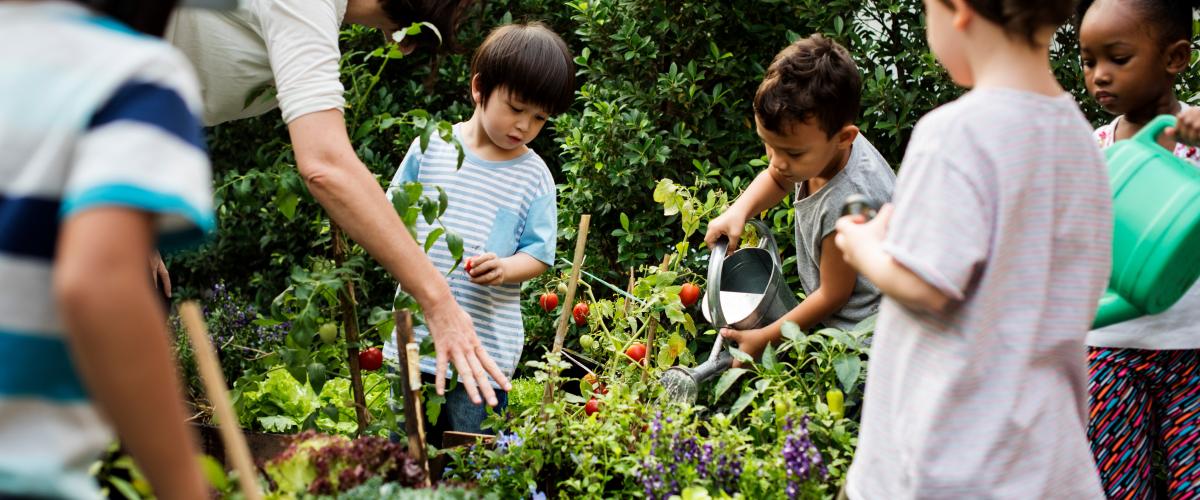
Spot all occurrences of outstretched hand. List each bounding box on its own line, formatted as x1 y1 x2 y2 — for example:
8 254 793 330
422 298 511 406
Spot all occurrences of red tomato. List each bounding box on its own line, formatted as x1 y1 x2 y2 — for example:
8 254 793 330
358 347 383 371
680 283 701 307
585 397 600 416
539 293 559 312
625 343 647 364
573 302 589 326
465 258 473 273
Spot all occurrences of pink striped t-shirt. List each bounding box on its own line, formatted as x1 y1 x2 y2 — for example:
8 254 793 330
846 89 1111 499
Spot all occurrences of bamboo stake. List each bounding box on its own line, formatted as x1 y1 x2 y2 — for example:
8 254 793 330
392 310 431 486
331 223 369 433
542 215 591 406
180 302 263 500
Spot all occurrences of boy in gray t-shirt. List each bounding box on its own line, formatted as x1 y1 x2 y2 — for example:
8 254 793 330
704 34 895 360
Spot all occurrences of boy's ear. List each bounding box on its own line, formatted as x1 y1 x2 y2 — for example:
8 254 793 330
1165 40 1192 75
470 74 484 107
836 124 859 149
948 0 973 31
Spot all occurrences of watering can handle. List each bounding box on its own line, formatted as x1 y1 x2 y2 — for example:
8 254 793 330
746 219 783 270
1135 115 1178 146
706 236 728 330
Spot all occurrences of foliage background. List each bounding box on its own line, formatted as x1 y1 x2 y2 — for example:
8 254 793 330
167 0 1200 364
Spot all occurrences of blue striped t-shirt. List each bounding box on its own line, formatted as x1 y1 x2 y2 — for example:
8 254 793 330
0 3 214 498
385 125 557 389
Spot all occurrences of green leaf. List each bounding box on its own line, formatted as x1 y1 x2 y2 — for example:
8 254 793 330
446 232 464 270
259 415 299 433
761 342 777 372
730 387 758 417
780 321 804 342
275 190 299 220
729 347 754 365
199 454 230 491
109 477 141 500
620 212 630 232
421 198 438 224
424 227 444 253
437 186 449 216
713 367 748 400
307 362 327 394
833 354 863 394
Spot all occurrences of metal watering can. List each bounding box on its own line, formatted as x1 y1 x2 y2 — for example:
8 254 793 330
1093 114 1200 328
660 220 800 404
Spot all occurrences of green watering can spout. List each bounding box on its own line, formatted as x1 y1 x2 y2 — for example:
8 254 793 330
1094 114 1200 328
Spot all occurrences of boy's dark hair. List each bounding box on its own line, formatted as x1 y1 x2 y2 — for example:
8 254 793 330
381 0 475 51
82 0 180 36
1075 0 1200 44
471 22 575 115
939 0 1075 46
754 34 861 138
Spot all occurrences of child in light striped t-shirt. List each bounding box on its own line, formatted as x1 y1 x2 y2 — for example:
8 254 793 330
385 22 574 443
835 0 1112 497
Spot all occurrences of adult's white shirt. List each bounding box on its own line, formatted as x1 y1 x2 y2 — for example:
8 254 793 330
166 0 348 126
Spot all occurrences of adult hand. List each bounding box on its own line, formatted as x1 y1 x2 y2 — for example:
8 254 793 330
150 251 170 298
422 297 511 406
834 203 893 271
720 326 768 368
704 210 748 251
466 253 505 286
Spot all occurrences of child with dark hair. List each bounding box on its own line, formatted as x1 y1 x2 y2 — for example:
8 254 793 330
385 22 573 441
704 34 895 360
0 0 212 497
1078 0 1200 495
835 0 1113 497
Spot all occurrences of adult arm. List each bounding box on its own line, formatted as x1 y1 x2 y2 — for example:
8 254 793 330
288 109 510 404
54 208 207 499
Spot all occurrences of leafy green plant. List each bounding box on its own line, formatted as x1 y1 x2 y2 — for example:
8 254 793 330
231 366 392 436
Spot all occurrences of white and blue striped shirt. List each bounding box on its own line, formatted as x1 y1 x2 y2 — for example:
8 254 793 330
385 125 556 388
0 3 213 497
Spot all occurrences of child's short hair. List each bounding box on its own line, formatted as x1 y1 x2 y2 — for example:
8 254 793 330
941 0 1074 45
1075 0 1198 44
382 0 475 50
754 34 861 138
471 22 575 115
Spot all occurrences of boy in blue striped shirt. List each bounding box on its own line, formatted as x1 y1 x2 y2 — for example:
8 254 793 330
386 22 574 441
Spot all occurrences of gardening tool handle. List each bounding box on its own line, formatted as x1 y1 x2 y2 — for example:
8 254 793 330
706 237 728 330
1135 114 1178 146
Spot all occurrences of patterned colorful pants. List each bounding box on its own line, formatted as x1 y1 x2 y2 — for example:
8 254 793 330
1089 347 1200 499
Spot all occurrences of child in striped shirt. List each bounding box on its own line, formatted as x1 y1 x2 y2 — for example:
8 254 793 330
385 22 574 443
835 0 1113 497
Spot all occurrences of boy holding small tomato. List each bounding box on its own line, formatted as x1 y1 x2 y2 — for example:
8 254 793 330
384 22 573 441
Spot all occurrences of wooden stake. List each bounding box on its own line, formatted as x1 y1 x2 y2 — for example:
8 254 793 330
331 223 369 434
543 214 591 406
180 302 263 500
393 310 431 487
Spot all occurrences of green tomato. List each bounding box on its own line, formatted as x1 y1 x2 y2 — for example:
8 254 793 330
557 282 569 295
318 322 338 344
580 334 595 351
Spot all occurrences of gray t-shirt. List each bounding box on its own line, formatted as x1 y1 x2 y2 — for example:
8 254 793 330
792 134 896 330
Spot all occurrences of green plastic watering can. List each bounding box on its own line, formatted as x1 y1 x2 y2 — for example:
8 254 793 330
1093 114 1200 328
